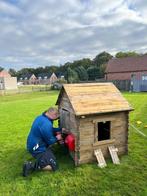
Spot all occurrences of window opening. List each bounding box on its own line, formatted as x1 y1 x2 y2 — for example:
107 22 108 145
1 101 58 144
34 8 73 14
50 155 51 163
97 121 110 141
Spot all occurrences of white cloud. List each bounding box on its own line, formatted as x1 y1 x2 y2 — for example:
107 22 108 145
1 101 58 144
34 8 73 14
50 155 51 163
0 0 147 70
0 1 21 15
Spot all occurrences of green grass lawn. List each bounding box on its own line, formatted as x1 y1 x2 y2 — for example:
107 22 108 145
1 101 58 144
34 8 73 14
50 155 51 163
0 91 147 196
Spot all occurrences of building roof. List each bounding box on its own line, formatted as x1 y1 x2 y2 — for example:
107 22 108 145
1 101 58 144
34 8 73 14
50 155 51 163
0 70 11 77
37 73 52 78
56 83 133 116
106 55 147 73
20 73 36 80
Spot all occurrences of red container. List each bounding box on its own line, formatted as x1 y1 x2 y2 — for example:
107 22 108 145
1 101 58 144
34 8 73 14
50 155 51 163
65 134 75 151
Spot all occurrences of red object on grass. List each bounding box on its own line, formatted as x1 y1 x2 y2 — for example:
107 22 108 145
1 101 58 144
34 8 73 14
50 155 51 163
65 134 75 151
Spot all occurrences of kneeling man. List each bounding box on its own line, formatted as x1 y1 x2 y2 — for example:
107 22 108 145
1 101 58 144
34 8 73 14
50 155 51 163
23 107 64 177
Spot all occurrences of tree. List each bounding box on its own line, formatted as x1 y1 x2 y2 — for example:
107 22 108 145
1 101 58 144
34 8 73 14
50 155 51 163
67 67 79 83
70 58 92 70
0 66 4 72
93 51 113 67
44 66 58 74
99 64 107 78
80 58 93 69
115 51 140 58
87 66 100 80
34 67 44 76
75 66 88 81
8 68 17 76
58 62 72 79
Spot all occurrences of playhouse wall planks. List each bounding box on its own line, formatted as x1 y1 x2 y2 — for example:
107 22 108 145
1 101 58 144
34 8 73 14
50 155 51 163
56 83 133 165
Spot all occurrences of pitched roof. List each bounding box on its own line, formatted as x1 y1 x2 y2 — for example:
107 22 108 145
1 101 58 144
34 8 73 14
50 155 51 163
37 73 52 78
20 73 36 79
0 70 11 77
106 55 147 73
56 83 133 116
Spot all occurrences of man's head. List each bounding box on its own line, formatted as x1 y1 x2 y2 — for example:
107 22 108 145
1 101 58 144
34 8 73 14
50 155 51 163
46 107 59 120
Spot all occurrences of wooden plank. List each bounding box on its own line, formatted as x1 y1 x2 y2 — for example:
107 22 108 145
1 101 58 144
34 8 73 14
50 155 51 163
111 121 127 128
64 83 113 87
80 140 94 145
81 112 126 123
79 145 93 151
117 145 128 155
78 157 95 164
94 149 107 168
80 150 93 160
65 86 118 94
93 139 115 147
108 145 120 164
74 107 131 116
79 124 94 131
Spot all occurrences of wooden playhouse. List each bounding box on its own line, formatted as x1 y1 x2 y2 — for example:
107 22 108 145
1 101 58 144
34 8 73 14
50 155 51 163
56 83 133 165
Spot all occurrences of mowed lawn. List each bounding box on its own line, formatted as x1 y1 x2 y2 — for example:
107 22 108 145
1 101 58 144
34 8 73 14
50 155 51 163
0 91 147 196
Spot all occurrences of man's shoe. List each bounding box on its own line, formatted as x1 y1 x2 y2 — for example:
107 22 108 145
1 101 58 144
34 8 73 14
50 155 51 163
49 158 58 171
22 161 34 177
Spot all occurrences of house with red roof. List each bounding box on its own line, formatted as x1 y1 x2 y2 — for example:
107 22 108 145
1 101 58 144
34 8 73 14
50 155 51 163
105 55 147 80
0 70 17 90
105 55 147 91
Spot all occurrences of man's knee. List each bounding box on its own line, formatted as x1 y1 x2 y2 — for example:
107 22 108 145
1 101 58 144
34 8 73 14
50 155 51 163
37 149 58 171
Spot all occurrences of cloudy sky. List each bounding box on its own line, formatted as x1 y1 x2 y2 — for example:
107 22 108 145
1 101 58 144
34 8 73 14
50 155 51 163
0 0 147 70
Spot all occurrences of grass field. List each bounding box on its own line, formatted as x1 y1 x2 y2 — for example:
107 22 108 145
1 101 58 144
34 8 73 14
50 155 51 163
0 91 147 196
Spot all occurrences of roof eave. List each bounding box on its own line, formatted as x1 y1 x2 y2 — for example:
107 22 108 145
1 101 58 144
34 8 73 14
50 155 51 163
55 86 64 105
75 108 134 117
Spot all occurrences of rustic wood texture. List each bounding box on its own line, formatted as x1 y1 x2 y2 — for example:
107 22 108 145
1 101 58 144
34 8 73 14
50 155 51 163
79 144 127 164
93 139 115 147
56 83 131 165
94 149 107 168
56 83 133 116
76 111 129 164
108 145 120 164
58 91 75 113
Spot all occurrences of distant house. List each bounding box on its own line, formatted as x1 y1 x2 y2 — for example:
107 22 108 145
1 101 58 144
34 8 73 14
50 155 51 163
0 70 11 78
49 73 58 84
19 72 58 85
19 74 37 85
37 73 51 85
37 73 50 80
105 55 147 80
37 72 58 85
0 70 17 90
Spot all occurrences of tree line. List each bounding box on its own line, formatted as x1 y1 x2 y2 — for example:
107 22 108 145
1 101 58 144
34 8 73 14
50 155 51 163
0 51 143 83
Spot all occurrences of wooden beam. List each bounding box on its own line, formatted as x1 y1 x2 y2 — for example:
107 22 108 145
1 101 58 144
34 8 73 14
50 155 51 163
93 139 115 147
94 149 107 168
108 145 120 164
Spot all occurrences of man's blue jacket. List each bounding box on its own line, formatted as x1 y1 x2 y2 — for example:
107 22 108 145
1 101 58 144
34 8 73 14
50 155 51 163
27 113 61 156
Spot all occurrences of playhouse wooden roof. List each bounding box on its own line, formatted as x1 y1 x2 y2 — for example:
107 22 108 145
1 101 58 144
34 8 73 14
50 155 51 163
56 83 133 116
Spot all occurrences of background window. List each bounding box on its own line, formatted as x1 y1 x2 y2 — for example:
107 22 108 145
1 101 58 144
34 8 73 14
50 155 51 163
142 75 147 80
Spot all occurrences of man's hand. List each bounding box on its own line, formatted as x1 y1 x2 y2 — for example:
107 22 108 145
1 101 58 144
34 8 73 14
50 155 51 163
56 132 63 141
62 128 66 132
56 132 64 144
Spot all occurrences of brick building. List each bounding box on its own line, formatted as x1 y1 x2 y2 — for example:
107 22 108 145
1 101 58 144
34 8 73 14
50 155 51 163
105 55 147 81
